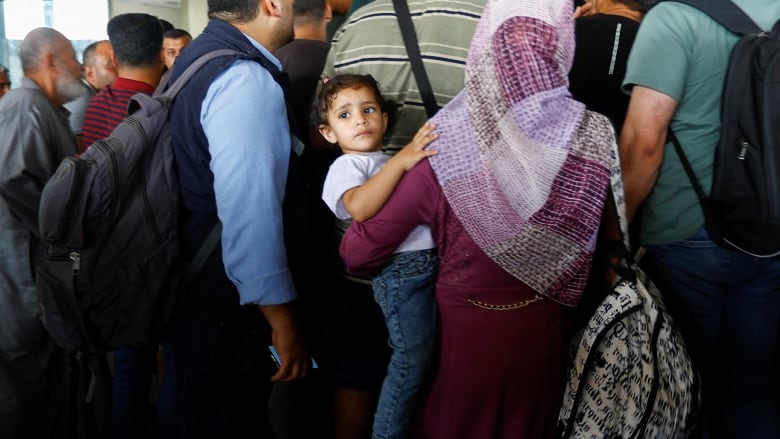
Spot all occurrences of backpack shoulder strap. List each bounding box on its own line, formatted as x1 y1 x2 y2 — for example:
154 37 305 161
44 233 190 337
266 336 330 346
659 0 763 35
157 48 244 99
392 0 440 118
179 221 223 289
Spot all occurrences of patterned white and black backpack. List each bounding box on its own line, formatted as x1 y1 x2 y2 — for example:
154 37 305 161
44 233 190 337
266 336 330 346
557 146 701 438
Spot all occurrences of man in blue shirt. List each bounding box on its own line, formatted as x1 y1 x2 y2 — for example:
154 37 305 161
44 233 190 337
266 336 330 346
153 0 310 437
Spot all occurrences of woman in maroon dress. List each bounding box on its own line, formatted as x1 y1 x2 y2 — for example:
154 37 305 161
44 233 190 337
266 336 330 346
340 0 616 437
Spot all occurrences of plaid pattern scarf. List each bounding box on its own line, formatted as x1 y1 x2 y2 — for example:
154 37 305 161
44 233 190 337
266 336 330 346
428 0 615 306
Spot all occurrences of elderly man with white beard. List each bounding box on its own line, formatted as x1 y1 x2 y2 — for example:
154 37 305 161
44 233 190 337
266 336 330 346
0 27 83 438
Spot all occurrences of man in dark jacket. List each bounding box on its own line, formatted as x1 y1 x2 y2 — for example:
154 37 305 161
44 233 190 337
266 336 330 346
0 27 82 439
152 0 310 437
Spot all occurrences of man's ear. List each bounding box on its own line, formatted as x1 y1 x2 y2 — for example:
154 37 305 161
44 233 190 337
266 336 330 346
324 1 333 22
319 124 338 144
261 0 283 18
84 65 95 83
45 51 58 72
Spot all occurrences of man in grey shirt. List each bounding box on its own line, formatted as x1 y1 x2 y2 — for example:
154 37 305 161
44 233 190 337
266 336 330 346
63 39 117 138
0 27 82 438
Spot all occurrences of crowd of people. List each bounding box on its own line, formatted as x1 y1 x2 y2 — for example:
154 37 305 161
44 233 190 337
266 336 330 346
0 0 778 438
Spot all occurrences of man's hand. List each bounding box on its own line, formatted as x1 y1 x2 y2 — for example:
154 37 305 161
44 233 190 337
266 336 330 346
260 302 309 382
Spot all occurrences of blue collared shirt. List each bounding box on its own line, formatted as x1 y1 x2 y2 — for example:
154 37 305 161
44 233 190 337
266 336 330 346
200 34 296 306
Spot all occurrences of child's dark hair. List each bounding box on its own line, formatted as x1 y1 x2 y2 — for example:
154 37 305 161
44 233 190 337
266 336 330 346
313 74 388 127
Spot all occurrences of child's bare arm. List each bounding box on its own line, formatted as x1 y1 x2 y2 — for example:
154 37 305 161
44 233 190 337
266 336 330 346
342 122 438 221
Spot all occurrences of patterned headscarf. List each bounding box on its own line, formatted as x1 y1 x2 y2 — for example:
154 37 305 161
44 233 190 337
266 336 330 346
428 0 615 306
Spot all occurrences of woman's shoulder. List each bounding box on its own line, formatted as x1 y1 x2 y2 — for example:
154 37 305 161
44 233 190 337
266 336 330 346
405 159 438 187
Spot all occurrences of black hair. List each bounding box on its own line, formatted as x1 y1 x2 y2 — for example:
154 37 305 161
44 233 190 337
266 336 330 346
293 0 327 25
159 18 174 33
208 0 260 23
313 74 388 127
107 13 163 68
164 28 192 40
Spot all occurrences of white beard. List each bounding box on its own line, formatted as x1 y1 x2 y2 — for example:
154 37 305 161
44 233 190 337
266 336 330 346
56 61 85 104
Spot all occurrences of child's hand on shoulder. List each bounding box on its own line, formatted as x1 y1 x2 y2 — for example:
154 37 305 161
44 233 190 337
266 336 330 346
574 2 594 18
393 122 439 171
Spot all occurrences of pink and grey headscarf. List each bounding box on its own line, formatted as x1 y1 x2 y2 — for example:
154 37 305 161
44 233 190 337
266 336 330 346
427 0 615 306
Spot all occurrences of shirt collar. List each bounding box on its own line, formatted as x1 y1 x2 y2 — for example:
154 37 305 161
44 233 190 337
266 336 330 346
109 76 156 95
241 32 283 71
20 76 71 117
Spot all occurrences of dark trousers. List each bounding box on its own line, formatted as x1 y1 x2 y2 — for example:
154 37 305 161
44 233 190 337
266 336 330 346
152 316 274 439
643 227 780 438
113 346 157 439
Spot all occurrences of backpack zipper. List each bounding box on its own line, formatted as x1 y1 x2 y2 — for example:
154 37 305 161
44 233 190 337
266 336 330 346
70 251 81 275
90 140 120 280
58 157 85 240
763 51 780 221
126 117 162 244
95 140 121 221
738 139 749 160
630 313 664 438
563 298 643 437
45 250 80 274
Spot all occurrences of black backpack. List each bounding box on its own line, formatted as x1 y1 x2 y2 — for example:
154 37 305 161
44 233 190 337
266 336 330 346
664 0 780 257
35 50 239 352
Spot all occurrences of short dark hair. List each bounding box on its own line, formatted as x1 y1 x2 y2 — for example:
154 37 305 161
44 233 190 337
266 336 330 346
313 74 387 127
159 19 174 33
107 13 163 67
82 40 108 67
293 0 327 25
164 28 192 40
208 0 260 23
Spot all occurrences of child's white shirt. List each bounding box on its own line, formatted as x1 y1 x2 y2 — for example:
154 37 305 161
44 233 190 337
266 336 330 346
322 151 436 253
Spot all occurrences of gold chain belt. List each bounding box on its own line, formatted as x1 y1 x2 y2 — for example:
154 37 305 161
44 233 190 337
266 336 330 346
466 295 543 311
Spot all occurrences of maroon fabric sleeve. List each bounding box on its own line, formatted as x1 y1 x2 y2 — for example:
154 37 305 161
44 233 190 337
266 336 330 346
340 160 440 276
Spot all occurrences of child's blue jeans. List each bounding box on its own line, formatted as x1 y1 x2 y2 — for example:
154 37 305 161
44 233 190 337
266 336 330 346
370 248 438 439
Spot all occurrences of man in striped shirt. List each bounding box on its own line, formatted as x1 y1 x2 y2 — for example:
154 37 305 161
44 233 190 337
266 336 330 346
322 0 486 154
81 13 165 150
80 13 165 439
